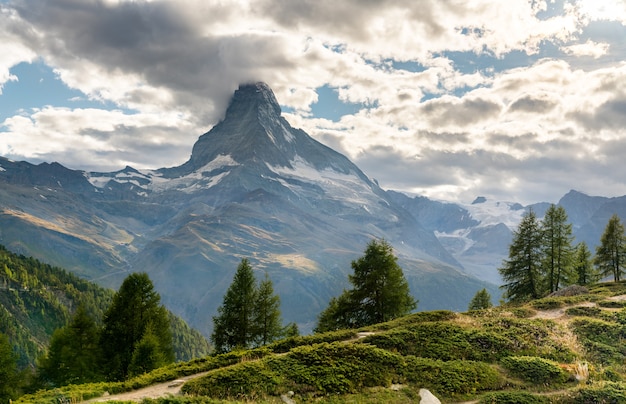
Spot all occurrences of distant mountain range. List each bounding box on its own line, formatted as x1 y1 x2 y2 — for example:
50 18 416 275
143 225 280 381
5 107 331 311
0 82 622 335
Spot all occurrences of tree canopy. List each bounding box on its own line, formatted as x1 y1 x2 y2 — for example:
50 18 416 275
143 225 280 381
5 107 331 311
100 272 174 381
38 305 102 386
468 288 492 311
541 204 574 294
499 209 543 302
595 214 626 282
211 259 285 353
315 239 417 332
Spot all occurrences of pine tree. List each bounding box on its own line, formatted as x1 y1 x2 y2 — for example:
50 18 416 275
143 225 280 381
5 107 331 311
573 242 598 285
468 288 492 311
541 205 574 293
252 273 283 347
38 305 102 386
100 272 174 381
499 209 543 302
211 259 258 353
315 239 417 332
595 214 626 282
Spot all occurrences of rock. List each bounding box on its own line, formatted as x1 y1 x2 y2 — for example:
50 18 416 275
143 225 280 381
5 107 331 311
419 388 441 404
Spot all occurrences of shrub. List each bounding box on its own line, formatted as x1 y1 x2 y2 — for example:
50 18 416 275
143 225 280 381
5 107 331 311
598 300 626 309
367 310 456 330
500 356 570 385
565 306 602 317
531 298 564 310
274 343 402 394
268 329 356 353
561 382 626 403
401 357 503 397
181 360 281 400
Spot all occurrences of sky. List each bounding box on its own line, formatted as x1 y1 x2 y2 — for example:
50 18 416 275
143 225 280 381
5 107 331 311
1 0 626 205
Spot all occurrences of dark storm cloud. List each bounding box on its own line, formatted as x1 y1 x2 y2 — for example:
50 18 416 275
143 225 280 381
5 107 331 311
11 0 295 124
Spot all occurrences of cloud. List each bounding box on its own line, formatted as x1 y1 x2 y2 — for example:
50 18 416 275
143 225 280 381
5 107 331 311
562 40 610 58
1 0 626 205
1 107 196 171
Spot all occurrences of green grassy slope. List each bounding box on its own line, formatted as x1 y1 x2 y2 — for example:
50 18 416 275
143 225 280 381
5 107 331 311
15 281 626 403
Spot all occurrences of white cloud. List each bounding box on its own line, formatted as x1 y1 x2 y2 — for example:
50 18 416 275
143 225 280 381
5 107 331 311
562 40 610 58
1 107 199 171
1 0 626 204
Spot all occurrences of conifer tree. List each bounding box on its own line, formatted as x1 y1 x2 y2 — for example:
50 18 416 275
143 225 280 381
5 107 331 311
349 239 417 325
499 209 543 302
100 272 174 381
595 214 626 282
128 324 168 377
211 259 258 353
541 205 574 293
252 273 283 347
315 239 417 332
468 288 492 311
314 293 355 333
573 242 598 285
39 304 102 386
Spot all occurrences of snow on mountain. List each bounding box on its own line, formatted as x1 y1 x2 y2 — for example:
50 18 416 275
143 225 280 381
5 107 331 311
462 198 525 229
85 154 240 194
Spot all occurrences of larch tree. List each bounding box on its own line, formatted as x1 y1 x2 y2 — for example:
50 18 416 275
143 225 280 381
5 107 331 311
499 209 543 302
315 239 417 332
541 204 574 293
252 273 283 347
468 288 493 311
573 242 598 285
100 272 174 381
595 214 626 282
211 259 258 353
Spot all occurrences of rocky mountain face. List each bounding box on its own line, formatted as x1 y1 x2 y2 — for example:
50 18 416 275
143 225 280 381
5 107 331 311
0 83 495 335
391 189 626 286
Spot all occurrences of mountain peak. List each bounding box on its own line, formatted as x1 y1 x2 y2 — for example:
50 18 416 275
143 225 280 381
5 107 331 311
225 82 281 118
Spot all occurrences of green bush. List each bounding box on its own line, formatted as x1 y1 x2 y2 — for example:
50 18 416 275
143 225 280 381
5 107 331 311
401 356 503 397
565 306 602 317
571 318 626 364
500 356 570 385
478 391 549 403
531 298 564 310
275 343 402 394
598 300 626 309
479 318 575 362
268 329 356 353
181 361 281 400
561 382 626 403
367 310 457 330
510 308 537 318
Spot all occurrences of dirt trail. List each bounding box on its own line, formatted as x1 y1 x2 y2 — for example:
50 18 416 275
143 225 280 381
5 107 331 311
83 371 208 403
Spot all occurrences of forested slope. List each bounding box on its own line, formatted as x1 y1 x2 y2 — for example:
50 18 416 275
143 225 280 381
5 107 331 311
0 244 210 369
